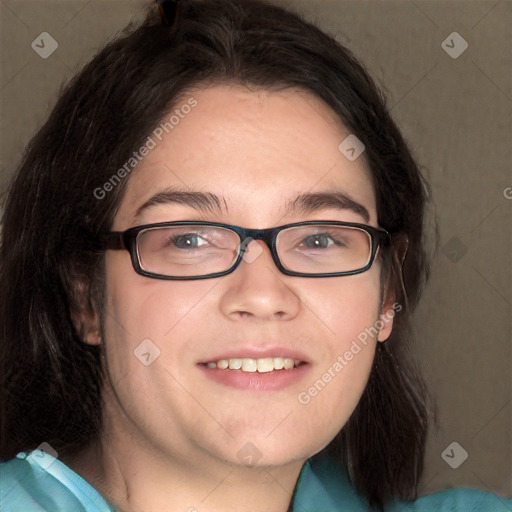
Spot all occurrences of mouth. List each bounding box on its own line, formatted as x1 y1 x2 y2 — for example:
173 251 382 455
200 357 305 373
198 351 310 391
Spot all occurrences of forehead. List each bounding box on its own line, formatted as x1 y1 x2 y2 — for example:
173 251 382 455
113 84 377 229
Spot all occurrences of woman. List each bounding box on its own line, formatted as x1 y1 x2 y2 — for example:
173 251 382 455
0 0 510 511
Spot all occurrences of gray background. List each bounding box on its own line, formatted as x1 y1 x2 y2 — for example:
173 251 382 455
1 0 511 498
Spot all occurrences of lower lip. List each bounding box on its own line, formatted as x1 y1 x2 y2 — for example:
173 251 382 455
198 363 310 391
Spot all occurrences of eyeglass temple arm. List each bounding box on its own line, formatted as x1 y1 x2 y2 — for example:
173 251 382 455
390 232 408 265
98 232 128 251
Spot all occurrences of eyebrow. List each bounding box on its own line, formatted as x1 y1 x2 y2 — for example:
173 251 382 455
134 188 228 221
134 187 370 223
285 191 370 222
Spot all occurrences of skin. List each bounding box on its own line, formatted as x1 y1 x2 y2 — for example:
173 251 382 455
68 84 396 512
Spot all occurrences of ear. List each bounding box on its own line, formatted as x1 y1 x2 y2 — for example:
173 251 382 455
377 297 398 342
377 233 408 343
70 273 102 346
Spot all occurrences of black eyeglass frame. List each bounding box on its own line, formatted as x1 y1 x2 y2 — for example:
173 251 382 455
100 220 391 280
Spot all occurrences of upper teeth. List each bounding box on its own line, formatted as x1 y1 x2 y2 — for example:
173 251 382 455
206 358 300 373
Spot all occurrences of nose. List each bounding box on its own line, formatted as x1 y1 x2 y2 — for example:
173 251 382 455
219 238 301 321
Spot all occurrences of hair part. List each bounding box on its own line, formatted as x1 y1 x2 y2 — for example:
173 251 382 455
0 1 433 509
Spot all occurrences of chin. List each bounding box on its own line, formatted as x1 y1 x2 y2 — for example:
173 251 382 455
213 431 323 469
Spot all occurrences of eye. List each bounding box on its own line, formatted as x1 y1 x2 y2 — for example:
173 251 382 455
170 233 208 250
301 232 346 250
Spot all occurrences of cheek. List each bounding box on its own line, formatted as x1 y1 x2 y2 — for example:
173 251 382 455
104 251 207 338
291 274 381 444
100 253 204 389
305 272 382 347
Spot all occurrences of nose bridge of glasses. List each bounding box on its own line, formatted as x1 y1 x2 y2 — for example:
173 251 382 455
239 227 276 253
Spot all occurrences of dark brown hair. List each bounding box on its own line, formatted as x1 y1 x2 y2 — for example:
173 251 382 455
0 0 432 509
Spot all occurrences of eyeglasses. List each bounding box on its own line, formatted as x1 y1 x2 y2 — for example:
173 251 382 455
100 220 391 280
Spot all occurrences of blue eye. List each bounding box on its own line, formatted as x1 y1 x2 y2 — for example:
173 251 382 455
171 233 207 250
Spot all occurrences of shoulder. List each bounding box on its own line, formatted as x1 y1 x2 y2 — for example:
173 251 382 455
0 451 115 512
387 487 512 512
293 453 512 512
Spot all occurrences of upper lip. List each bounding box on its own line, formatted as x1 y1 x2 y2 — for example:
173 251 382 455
200 346 311 364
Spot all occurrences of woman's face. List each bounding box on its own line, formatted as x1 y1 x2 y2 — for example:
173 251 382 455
99 84 394 470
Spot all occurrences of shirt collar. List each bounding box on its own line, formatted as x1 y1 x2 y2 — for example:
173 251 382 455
291 453 369 512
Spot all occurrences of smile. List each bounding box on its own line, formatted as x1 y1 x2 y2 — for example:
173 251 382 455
204 357 303 372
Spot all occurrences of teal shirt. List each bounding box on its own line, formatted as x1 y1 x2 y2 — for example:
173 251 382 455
1 450 510 511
